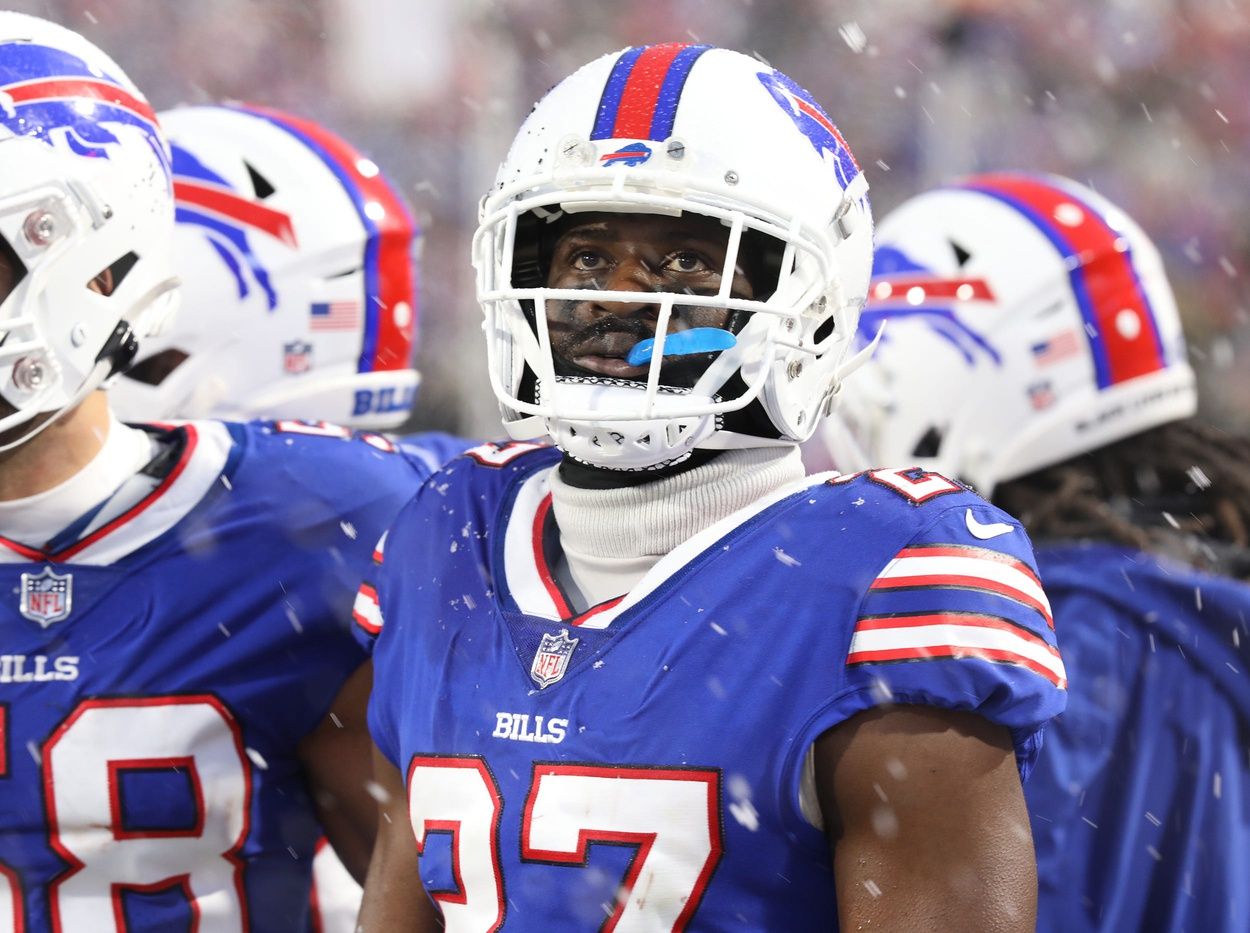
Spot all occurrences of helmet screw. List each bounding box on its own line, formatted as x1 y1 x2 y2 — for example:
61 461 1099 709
13 356 45 391
666 140 686 160
787 360 803 379
724 170 740 186
23 210 56 246
70 324 87 347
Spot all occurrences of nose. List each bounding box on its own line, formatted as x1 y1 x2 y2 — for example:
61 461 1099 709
591 257 659 318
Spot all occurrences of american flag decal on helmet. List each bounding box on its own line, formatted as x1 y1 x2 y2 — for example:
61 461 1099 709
590 43 712 142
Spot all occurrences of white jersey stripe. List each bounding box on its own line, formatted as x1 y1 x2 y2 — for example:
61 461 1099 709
848 620 1067 687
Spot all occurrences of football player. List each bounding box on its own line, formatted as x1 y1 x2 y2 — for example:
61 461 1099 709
0 15 436 929
827 172 1249 931
359 45 1065 929
110 102 468 465
108 101 471 933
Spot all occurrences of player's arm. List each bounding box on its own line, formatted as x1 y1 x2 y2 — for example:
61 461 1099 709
296 660 378 882
815 704 1035 931
358 742 442 931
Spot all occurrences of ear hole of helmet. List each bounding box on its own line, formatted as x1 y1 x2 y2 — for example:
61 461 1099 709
87 251 139 296
912 425 944 458
123 348 189 386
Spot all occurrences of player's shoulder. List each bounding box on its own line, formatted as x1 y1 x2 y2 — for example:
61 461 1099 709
424 439 557 497
215 419 431 523
376 441 555 557
231 418 431 479
810 465 1030 556
447 439 558 472
393 431 478 473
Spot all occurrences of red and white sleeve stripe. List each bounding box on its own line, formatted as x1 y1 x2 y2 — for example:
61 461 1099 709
352 582 383 635
869 544 1053 628
847 611 1067 688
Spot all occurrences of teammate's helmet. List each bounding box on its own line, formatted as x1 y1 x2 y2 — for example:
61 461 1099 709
827 172 1197 495
110 104 420 430
473 44 872 470
0 13 176 447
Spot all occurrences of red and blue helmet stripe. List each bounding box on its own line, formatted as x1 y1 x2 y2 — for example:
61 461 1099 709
957 174 1168 390
230 104 418 376
0 41 167 178
590 43 712 141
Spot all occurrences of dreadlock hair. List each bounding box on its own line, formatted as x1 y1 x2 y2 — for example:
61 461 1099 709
993 419 1250 581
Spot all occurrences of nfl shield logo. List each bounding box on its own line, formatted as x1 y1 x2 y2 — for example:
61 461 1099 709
283 340 313 374
530 629 579 688
20 567 72 628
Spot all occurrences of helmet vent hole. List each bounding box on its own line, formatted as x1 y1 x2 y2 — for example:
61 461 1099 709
122 348 189 386
245 161 276 199
950 239 972 268
89 251 139 295
912 425 944 459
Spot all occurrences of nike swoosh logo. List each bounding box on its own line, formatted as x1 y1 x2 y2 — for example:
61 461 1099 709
965 509 1015 540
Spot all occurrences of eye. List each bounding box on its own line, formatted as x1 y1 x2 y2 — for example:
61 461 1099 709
664 251 712 274
571 249 606 272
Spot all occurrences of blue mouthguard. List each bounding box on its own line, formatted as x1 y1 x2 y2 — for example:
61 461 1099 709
625 328 737 367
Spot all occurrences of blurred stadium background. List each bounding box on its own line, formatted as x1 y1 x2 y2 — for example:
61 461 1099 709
11 0 1247 439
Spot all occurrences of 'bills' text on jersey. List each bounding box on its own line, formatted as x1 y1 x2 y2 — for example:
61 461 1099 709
364 444 1067 930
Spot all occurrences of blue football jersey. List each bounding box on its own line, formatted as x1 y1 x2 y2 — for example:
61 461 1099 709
0 419 431 932
395 431 477 475
366 443 1067 930
1028 543 1250 933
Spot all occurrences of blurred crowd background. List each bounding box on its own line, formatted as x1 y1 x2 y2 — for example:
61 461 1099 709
9 0 1249 438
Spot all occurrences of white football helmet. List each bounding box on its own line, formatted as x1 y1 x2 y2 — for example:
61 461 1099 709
827 172 1197 495
0 13 177 449
473 44 873 470
110 104 420 430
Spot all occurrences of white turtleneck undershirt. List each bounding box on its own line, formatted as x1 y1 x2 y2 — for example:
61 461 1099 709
548 445 806 611
547 443 827 829
0 414 157 546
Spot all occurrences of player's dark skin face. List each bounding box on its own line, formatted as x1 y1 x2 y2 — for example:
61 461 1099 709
544 212 755 381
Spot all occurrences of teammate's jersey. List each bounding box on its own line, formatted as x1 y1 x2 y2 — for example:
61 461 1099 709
395 431 477 475
364 443 1067 930
0 419 431 932
1028 543 1250 933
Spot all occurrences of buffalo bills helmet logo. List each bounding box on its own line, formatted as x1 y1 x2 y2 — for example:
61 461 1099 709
171 142 297 311
0 43 168 177
600 142 652 167
859 245 1001 366
757 70 860 189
